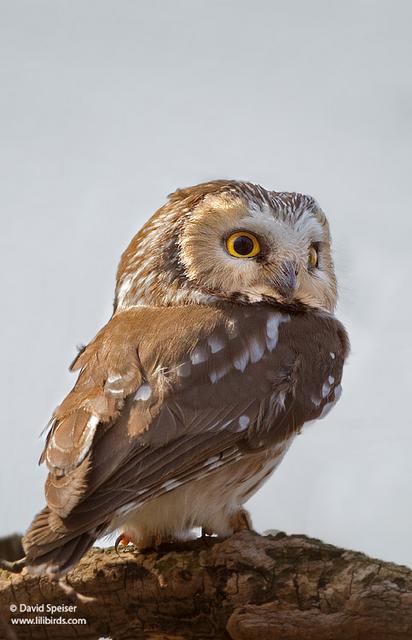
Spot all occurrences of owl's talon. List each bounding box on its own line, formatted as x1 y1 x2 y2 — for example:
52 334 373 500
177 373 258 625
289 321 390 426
115 533 132 555
230 508 253 533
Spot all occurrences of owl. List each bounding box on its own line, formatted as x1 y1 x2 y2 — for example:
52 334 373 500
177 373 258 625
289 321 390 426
23 180 349 576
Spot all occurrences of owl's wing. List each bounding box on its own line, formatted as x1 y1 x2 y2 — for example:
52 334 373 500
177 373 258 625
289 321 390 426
23 304 349 574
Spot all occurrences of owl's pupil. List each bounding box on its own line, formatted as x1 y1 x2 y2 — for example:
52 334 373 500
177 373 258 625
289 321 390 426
233 235 254 255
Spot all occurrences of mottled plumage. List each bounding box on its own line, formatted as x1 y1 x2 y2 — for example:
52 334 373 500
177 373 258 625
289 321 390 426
23 180 349 576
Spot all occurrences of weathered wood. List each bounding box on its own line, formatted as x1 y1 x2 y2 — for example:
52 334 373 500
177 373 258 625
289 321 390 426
0 531 411 639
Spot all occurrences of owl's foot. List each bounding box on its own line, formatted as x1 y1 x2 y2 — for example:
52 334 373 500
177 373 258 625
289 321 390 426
229 508 253 533
114 533 133 555
116 530 182 554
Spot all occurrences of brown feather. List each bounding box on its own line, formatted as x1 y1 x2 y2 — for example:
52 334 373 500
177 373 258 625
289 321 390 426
24 302 348 575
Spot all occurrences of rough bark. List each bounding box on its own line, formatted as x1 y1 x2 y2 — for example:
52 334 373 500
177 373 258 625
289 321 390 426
0 530 411 640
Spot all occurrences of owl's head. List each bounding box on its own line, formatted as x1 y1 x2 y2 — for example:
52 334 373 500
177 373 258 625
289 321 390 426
115 181 338 313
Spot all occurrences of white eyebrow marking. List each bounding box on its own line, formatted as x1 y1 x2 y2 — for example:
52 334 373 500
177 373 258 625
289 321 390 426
208 335 226 353
134 383 152 401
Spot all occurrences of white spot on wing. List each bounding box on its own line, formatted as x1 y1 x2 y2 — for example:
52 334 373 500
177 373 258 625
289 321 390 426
134 383 152 401
318 384 342 419
77 414 99 465
107 374 122 384
266 312 290 351
190 345 209 365
226 319 238 339
318 401 335 419
201 455 225 471
208 335 226 353
275 390 286 412
238 415 250 431
105 373 126 396
107 388 124 396
330 352 335 359
248 336 265 363
209 363 231 384
177 362 191 377
233 348 249 372
161 479 183 491
207 460 225 470
322 375 336 399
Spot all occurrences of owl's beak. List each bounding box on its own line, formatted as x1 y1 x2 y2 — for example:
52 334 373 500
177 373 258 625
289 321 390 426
269 260 298 301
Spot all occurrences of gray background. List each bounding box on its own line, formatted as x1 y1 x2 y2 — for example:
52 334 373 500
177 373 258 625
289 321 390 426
1 0 411 566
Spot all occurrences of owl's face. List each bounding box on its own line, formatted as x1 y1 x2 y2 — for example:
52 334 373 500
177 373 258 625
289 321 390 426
116 181 338 313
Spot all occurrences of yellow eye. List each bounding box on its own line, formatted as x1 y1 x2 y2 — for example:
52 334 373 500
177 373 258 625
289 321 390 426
308 245 318 268
226 231 261 258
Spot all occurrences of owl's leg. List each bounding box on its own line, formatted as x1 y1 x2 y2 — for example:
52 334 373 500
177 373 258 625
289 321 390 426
201 506 253 538
116 529 185 553
229 507 253 532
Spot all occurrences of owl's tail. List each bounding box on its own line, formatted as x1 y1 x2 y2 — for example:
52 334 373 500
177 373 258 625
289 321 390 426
22 506 103 577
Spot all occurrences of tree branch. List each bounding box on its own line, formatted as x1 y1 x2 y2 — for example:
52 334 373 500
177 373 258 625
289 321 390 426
0 531 411 639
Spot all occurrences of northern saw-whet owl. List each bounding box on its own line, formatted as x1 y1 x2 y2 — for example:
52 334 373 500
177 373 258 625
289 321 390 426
23 180 349 576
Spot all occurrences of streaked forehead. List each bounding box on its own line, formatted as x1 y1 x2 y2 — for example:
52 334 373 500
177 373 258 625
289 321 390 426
247 191 323 225
202 188 326 238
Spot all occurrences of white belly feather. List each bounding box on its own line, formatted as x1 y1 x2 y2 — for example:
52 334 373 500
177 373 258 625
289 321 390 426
111 437 292 547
